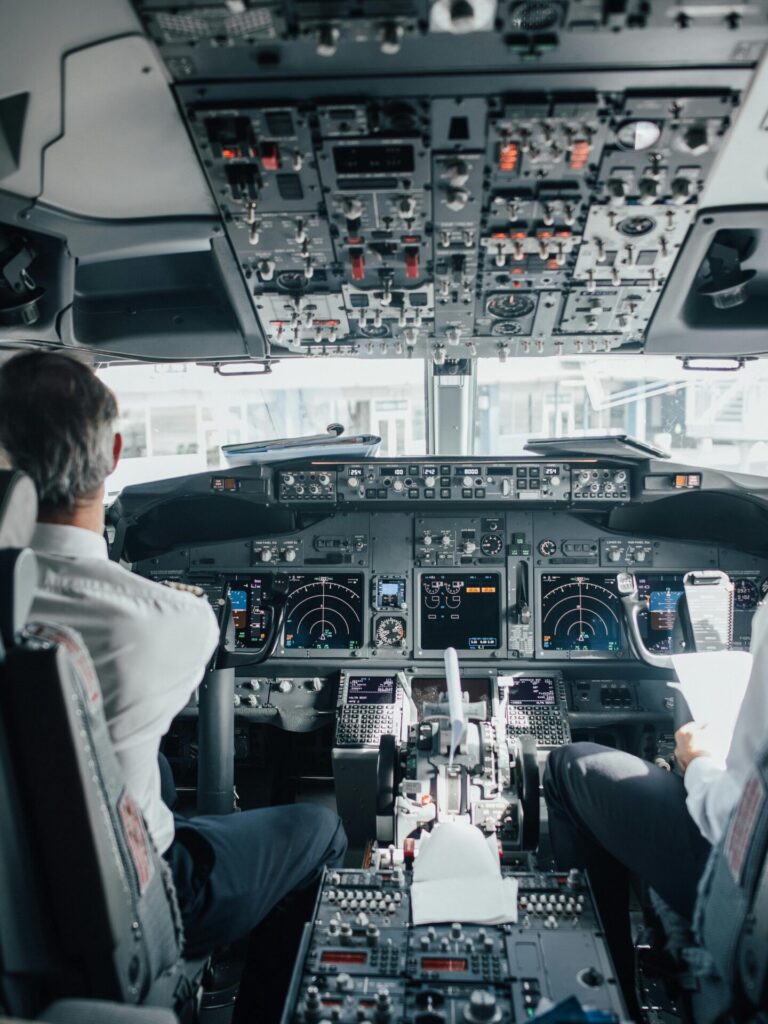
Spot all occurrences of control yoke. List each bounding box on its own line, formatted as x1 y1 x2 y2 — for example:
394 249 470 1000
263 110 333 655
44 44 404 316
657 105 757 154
617 571 676 671
617 569 733 729
218 573 290 667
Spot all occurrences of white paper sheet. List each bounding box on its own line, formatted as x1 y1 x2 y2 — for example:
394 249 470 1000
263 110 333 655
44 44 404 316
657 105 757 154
410 822 518 925
669 651 752 763
443 647 464 768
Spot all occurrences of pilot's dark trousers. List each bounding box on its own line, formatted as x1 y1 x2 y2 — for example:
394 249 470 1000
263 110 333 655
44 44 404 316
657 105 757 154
162 765 346 1023
544 743 712 1010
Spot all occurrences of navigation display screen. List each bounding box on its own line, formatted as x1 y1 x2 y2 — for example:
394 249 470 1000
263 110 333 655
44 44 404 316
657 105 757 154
635 573 684 653
505 676 557 706
284 573 364 650
419 573 501 651
540 573 622 653
346 675 397 705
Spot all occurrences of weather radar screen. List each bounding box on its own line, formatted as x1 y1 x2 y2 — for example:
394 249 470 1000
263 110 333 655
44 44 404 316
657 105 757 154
284 574 364 650
541 574 622 653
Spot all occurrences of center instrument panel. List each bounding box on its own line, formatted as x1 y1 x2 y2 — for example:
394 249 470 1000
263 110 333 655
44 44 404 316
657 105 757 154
152 516 763 661
130 457 768 740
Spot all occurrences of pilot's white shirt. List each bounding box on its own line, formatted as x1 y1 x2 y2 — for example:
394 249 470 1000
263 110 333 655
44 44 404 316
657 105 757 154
29 522 220 854
684 597 768 845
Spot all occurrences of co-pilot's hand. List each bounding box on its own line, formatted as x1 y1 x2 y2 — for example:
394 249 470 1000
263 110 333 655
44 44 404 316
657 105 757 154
674 721 712 773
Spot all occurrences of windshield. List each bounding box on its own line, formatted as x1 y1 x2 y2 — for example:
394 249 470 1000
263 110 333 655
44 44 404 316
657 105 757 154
100 353 768 497
99 359 427 498
475 355 768 476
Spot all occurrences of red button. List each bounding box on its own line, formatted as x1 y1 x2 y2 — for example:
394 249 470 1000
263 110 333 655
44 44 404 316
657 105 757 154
350 249 365 280
259 143 280 171
405 248 419 279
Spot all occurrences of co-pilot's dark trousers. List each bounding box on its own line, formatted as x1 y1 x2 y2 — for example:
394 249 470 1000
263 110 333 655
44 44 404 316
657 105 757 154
544 743 711 1012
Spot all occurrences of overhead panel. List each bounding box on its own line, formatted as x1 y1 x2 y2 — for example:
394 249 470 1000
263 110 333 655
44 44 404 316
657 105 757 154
174 82 740 361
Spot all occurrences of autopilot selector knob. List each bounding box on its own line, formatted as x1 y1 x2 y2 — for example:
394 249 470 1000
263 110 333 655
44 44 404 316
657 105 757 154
422 534 433 547
462 540 477 555
257 548 273 562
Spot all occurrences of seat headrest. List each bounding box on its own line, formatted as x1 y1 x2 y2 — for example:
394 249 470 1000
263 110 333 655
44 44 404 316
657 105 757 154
0 548 38 648
0 470 38 549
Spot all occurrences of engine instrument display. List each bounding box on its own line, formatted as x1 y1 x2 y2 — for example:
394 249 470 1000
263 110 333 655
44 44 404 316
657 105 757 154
419 573 501 651
540 574 622 653
635 573 684 653
284 573 364 651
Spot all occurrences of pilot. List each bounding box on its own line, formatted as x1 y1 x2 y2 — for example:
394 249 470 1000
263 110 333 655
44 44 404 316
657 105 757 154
0 351 347 1022
543 614 768 1016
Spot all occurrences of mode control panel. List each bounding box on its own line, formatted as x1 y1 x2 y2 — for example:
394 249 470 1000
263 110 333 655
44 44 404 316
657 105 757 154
277 461 633 505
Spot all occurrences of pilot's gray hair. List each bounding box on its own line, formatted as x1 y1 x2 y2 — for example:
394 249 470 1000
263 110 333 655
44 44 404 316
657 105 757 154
0 350 118 513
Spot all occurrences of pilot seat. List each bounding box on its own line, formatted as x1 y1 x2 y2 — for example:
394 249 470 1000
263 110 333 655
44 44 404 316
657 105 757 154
0 469 204 1024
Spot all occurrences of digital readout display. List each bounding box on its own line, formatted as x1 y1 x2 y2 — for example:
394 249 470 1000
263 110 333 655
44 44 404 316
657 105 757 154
420 573 500 651
346 675 397 706
505 676 556 706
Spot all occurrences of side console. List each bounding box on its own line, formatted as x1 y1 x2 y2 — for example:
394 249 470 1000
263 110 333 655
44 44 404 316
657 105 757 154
281 866 627 1023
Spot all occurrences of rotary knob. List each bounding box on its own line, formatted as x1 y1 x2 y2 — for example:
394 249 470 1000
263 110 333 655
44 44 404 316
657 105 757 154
446 187 469 211
392 479 404 492
465 989 500 1023
462 540 477 555
422 534 433 547
347 476 360 489
244 694 259 707
441 535 452 548
316 23 339 57
283 473 295 486
318 473 331 486
397 196 416 219
258 548 273 562
463 475 474 488
446 159 470 187
343 197 363 221
283 548 297 562
278 680 293 694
